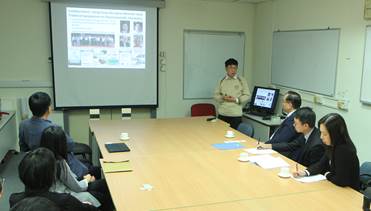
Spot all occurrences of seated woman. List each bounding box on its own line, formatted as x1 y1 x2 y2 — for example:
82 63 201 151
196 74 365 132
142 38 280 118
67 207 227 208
40 126 113 211
9 148 97 210
293 113 360 191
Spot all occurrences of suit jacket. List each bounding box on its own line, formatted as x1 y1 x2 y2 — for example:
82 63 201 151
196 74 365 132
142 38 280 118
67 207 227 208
272 127 324 167
10 191 98 211
266 111 300 144
307 143 360 191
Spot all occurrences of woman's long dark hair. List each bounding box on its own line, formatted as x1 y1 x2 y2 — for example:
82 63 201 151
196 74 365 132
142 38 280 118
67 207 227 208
40 126 69 180
318 113 356 152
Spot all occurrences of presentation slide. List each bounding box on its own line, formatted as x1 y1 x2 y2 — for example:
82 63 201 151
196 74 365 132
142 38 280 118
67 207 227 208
50 2 157 108
66 7 146 69
253 88 276 108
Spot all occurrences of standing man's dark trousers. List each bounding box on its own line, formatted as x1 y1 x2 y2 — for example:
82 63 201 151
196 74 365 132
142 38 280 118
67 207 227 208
218 115 242 130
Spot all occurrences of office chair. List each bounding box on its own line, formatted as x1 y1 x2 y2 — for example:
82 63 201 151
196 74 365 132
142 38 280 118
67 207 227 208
237 122 254 137
72 109 101 162
364 187 371 211
73 142 92 162
191 103 216 117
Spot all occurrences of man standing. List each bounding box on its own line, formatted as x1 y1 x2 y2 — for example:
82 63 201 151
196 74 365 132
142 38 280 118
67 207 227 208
214 58 250 129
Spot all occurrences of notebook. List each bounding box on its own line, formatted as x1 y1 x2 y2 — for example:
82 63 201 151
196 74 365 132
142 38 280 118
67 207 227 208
105 142 130 153
101 160 133 173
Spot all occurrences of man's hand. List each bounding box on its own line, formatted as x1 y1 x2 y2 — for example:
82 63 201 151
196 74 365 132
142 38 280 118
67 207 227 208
223 95 236 102
257 143 272 149
293 170 307 178
83 174 96 183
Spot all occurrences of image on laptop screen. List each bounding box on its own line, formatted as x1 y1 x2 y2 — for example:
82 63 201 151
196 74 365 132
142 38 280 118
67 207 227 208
253 88 276 109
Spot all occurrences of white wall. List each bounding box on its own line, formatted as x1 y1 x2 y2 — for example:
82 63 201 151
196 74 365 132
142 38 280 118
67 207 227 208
253 0 371 162
0 0 255 143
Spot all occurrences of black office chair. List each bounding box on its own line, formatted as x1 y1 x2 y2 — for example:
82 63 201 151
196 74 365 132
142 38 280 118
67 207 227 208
363 187 371 211
73 142 92 162
237 122 254 137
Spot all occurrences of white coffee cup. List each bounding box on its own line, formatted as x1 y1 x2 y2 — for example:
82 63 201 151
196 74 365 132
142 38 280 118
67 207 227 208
239 152 249 159
279 167 290 176
120 132 129 140
226 130 235 137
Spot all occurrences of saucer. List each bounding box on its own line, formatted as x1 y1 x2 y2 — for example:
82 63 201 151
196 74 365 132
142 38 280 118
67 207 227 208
278 172 292 178
120 137 130 141
238 157 249 162
225 134 235 138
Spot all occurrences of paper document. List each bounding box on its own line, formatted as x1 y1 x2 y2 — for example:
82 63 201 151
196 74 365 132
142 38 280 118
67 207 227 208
294 174 326 183
248 155 289 169
245 148 277 155
212 143 245 150
101 160 132 173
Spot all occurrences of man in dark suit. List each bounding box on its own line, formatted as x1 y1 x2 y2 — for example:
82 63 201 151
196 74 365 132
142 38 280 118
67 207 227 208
265 91 301 144
259 107 324 167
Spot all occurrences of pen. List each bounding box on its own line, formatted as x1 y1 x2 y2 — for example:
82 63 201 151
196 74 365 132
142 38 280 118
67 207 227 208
103 160 129 163
257 138 262 149
296 163 298 172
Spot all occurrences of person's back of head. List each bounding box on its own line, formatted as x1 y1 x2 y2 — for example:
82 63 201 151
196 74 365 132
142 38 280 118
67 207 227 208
19 148 56 192
10 196 60 211
40 126 68 161
318 113 355 150
28 92 51 117
285 91 301 109
294 107 316 128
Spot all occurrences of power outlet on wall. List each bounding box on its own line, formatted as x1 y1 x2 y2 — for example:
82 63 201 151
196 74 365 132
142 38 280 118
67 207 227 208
313 95 323 104
337 100 349 110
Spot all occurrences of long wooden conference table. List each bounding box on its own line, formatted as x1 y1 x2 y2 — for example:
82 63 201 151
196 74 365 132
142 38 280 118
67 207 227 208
89 117 362 211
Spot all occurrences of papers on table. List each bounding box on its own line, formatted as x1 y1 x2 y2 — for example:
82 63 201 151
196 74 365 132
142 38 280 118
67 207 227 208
101 160 132 173
212 143 245 150
248 155 289 169
245 147 277 155
294 174 327 183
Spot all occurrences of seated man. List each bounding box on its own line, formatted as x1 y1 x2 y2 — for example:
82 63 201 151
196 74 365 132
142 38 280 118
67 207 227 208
19 92 88 178
266 91 301 144
259 107 324 167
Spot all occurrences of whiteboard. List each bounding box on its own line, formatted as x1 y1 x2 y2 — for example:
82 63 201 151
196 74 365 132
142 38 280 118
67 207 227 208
361 26 371 104
183 30 245 99
271 29 340 96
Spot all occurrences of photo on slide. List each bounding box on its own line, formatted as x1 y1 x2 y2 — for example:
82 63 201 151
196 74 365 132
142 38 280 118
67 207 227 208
133 22 143 33
120 20 130 34
120 35 131 48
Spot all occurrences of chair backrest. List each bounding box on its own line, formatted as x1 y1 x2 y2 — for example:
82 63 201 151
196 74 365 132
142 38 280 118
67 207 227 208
191 103 216 117
237 122 254 137
361 162 371 191
363 187 371 211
